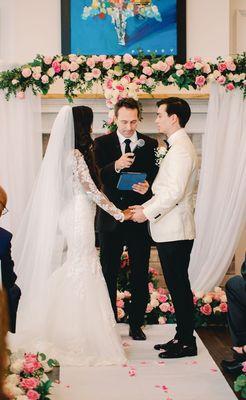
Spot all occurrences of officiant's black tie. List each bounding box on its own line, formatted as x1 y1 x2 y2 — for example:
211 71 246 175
124 139 132 153
164 139 170 151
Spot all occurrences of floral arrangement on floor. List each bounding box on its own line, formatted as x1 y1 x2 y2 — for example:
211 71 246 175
234 362 246 399
0 52 245 120
4 351 59 400
82 1 161 46
117 250 228 327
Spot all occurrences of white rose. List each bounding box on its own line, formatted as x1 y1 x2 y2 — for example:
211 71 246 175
194 291 204 299
207 73 215 82
47 67 55 77
175 63 182 70
84 72 93 81
176 69 184 77
214 286 222 293
5 374 20 385
213 70 221 79
10 359 24 374
63 71 70 80
150 299 159 308
4 383 24 397
12 79 19 85
168 75 175 83
239 73 245 80
195 62 203 70
203 295 213 304
213 306 220 314
227 72 234 81
150 291 159 300
220 295 227 302
233 74 241 83
16 396 29 400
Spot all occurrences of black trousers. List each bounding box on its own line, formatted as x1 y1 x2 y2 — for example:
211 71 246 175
99 222 151 328
225 275 246 346
156 239 195 345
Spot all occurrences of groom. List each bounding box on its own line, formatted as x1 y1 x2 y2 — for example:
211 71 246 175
131 97 198 358
95 98 158 340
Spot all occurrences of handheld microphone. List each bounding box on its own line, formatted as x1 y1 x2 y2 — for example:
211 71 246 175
133 139 145 154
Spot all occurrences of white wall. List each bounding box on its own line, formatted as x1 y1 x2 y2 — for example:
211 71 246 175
0 0 231 64
230 0 246 53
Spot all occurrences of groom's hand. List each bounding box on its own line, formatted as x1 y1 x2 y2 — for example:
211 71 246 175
115 153 135 171
132 180 149 195
129 205 147 223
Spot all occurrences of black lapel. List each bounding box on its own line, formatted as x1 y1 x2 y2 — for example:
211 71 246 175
109 131 122 159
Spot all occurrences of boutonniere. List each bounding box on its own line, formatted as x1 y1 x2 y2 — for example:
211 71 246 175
155 146 168 166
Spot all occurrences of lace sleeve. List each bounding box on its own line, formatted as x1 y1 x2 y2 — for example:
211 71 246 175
74 149 124 221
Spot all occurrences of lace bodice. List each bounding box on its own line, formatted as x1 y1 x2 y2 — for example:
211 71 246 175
73 149 123 221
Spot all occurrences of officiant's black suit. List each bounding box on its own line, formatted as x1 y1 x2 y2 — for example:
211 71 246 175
94 131 158 328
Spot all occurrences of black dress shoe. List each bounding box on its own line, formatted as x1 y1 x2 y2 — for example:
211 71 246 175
129 327 146 341
221 359 244 375
159 342 197 359
154 338 178 351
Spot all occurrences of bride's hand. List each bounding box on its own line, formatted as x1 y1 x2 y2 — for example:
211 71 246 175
122 209 133 221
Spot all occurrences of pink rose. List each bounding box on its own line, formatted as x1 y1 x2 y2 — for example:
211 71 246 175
122 74 131 83
86 57 96 69
115 84 124 92
105 78 113 89
103 59 114 70
148 282 154 293
25 353 38 362
32 72 41 80
22 68 32 78
226 82 235 91
131 58 139 67
52 60 61 73
91 68 101 79
200 304 212 316
159 303 170 313
176 69 184 77
70 72 79 81
141 60 149 68
218 63 227 72
217 75 226 85
242 361 246 373
226 61 236 71
41 75 49 84
84 72 93 81
123 53 133 64
61 61 70 71
146 78 155 87
194 56 202 62
20 378 40 390
219 302 228 313
203 63 211 74
43 56 53 65
169 305 175 314
158 316 167 325
98 55 107 62
158 294 168 303
16 91 25 99
146 304 153 313
116 299 124 308
139 74 147 84
123 290 131 298
184 61 195 70
27 389 40 400
143 67 153 76
193 296 198 305
70 62 79 71
68 54 78 62
23 360 42 374
114 55 121 63
195 75 206 87
165 56 174 66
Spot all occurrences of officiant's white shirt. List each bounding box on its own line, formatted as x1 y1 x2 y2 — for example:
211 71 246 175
143 129 198 243
117 131 138 153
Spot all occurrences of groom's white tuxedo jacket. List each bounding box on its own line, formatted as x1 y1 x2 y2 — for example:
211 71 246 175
143 129 198 243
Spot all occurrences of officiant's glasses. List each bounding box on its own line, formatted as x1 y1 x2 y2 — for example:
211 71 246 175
0 201 8 215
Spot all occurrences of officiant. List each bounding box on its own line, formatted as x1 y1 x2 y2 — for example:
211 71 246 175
95 98 158 340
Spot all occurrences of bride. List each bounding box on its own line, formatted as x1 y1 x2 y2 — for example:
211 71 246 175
9 105 131 366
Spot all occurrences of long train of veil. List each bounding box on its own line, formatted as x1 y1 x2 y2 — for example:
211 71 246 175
12 105 74 340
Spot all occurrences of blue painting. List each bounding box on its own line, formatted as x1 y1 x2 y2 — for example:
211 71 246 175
70 0 178 56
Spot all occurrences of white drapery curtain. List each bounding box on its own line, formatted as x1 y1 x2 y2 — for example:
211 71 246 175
189 84 246 292
0 82 42 234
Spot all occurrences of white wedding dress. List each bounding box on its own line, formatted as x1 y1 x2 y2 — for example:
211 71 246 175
9 107 126 366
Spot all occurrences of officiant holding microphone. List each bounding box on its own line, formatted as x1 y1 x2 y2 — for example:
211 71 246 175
95 98 158 340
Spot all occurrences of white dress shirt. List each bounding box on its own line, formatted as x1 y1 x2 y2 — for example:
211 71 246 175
117 131 138 154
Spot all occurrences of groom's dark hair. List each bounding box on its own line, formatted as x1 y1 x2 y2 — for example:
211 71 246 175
157 97 191 127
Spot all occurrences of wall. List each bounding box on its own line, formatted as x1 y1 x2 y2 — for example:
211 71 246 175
0 0 231 64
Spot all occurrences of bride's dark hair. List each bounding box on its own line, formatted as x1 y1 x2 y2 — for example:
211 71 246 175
72 106 100 188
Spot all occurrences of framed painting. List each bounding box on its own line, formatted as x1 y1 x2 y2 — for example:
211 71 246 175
61 0 186 62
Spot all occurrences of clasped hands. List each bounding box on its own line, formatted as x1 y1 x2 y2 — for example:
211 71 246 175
122 205 147 223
